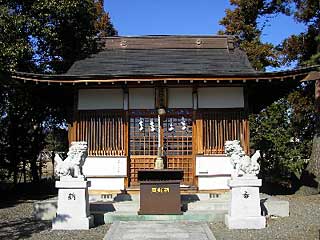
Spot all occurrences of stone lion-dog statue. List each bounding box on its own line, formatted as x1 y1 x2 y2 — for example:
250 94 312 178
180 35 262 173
225 140 260 177
54 141 88 178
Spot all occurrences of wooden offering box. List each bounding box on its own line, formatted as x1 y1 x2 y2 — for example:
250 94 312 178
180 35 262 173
138 169 183 215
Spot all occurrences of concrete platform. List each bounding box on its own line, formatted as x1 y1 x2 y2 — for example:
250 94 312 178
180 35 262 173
104 221 216 240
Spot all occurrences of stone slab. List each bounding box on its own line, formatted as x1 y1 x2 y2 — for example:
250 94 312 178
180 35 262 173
262 199 289 217
56 179 90 188
103 221 216 240
103 210 226 224
225 215 266 229
228 177 262 187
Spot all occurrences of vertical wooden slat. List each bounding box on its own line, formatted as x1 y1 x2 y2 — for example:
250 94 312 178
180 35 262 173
201 109 249 155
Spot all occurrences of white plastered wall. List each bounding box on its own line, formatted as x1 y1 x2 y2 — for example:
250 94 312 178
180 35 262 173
198 87 244 108
129 88 155 109
78 89 123 110
83 157 127 191
196 155 233 190
168 88 193 108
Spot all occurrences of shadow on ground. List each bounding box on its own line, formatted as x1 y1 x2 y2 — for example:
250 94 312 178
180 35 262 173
0 179 57 210
0 217 51 240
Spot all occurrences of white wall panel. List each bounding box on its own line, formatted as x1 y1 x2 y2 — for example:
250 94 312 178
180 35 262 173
87 178 124 191
196 155 233 190
168 88 193 108
198 176 231 190
198 87 244 108
129 88 155 109
78 89 123 110
83 157 127 177
196 155 233 176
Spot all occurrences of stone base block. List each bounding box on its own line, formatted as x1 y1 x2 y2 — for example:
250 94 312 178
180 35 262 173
263 200 289 217
33 200 57 220
52 215 94 230
225 214 266 229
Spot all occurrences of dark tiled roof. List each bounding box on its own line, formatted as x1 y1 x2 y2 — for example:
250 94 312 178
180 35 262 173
66 36 256 76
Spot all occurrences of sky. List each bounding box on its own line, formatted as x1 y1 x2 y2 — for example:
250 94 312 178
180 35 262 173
104 0 305 44
104 0 306 70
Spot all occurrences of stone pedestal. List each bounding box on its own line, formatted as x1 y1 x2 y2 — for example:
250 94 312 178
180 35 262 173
52 178 94 230
225 176 266 229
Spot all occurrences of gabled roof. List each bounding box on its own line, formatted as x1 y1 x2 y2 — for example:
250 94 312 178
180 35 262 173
66 35 256 76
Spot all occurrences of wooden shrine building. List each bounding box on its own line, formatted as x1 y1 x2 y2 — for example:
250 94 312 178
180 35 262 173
11 35 320 193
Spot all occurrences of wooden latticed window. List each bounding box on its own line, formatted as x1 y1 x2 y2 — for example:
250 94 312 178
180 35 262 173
163 115 192 156
70 110 126 156
202 110 249 155
129 114 158 156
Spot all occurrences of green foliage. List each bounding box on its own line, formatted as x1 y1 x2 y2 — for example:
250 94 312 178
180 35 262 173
0 0 117 184
280 0 320 66
0 4 34 72
250 87 316 182
218 0 291 70
221 0 319 188
0 84 70 183
0 0 117 73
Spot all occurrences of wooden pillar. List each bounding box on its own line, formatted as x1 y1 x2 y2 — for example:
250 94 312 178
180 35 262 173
123 90 130 188
316 80 320 112
69 89 79 145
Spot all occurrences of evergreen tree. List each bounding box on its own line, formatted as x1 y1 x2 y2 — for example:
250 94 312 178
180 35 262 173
0 0 117 184
218 0 291 70
220 0 319 192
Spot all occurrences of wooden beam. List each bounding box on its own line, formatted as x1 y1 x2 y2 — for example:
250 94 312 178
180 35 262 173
301 71 320 82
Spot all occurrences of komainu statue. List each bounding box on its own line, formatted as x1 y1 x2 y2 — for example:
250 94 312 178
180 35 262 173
54 141 88 178
225 140 260 177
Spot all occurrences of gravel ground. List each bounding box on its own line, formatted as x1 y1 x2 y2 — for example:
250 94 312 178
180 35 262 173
210 194 320 240
0 200 109 240
0 194 319 240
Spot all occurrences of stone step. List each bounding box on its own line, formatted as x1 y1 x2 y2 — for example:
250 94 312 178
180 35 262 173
89 192 231 202
186 200 229 211
90 199 230 213
100 210 227 224
91 201 140 212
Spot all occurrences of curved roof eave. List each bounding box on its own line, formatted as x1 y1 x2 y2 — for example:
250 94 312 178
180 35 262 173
8 65 320 85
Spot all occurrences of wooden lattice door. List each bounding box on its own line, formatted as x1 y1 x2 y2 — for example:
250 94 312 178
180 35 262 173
129 110 158 185
129 109 194 186
163 110 194 185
